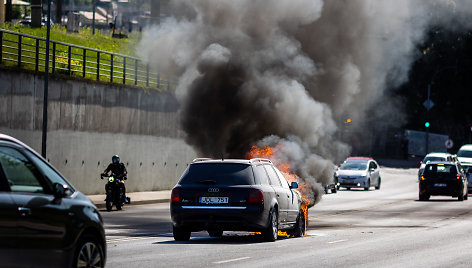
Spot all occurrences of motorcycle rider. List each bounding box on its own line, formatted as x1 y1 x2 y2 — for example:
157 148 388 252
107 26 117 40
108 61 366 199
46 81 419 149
102 155 130 204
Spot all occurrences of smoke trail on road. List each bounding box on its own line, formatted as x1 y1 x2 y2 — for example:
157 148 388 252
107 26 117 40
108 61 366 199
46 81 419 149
138 0 471 206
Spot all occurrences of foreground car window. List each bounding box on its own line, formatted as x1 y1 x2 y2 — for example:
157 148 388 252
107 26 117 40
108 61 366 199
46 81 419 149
25 150 73 191
0 147 44 193
180 163 254 185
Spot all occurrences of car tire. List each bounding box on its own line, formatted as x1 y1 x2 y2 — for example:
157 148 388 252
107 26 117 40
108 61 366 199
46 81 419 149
364 180 370 191
419 193 430 201
208 229 223 237
74 234 105 268
116 203 122 210
458 193 464 201
324 187 328 194
465 193 468 200
291 210 306 237
332 187 337 194
375 178 381 190
173 226 191 241
262 209 278 242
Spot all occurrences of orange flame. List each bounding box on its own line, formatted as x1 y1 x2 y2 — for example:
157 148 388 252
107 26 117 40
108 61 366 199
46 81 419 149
246 144 309 235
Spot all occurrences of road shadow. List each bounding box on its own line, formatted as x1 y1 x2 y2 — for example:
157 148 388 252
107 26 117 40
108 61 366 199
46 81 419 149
153 232 296 245
414 198 465 202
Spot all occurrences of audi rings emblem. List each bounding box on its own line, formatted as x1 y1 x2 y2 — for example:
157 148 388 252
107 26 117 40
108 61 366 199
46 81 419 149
208 188 219 193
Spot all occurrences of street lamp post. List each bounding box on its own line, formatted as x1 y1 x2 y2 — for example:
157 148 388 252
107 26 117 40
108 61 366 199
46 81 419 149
41 0 52 158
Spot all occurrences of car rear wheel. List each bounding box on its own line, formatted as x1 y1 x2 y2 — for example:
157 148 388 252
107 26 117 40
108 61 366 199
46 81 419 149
332 186 337 193
458 193 464 201
74 235 105 268
208 229 223 237
291 210 305 237
375 178 381 190
419 193 430 201
465 193 468 200
262 209 278 242
173 226 191 241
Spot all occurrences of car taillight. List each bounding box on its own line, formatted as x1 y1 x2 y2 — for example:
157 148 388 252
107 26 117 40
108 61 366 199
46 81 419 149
248 189 264 203
171 188 180 202
420 175 426 181
457 174 461 180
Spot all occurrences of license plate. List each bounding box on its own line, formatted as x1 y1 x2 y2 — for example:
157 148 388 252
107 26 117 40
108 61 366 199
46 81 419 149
434 183 447 187
199 197 229 204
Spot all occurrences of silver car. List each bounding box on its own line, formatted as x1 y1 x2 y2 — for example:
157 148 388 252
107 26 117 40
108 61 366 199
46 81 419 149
335 157 381 191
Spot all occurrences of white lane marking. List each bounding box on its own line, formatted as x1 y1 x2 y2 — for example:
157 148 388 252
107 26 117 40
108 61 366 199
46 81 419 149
328 239 347 244
214 257 251 264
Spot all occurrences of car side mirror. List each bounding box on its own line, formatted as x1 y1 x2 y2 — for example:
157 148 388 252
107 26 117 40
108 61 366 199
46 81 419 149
53 183 70 199
290 182 298 189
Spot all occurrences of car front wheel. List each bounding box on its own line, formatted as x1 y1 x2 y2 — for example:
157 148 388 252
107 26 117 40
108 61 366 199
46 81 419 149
364 180 371 191
291 210 305 237
375 178 381 190
74 234 105 268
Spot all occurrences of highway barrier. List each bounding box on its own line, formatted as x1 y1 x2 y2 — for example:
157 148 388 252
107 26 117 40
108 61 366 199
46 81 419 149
0 28 174 90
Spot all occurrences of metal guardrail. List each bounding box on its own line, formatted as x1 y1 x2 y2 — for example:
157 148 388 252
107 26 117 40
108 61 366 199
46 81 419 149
0 28 174 90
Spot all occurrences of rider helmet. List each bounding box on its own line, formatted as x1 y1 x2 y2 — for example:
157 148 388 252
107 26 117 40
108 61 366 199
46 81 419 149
112 155 120 163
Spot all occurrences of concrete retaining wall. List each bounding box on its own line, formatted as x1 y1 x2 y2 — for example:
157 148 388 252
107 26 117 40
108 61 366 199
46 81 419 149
0 68 196 194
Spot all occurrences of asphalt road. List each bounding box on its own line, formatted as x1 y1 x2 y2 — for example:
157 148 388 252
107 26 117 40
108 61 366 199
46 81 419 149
102 167 472 268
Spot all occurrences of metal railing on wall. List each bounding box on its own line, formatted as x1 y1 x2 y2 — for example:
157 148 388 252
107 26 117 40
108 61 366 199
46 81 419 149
0 28 174 90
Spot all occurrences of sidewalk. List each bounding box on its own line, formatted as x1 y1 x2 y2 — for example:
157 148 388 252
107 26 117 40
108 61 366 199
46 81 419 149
87 190 171 209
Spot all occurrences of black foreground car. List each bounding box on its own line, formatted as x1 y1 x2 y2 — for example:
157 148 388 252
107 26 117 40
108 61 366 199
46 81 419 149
0 134 106 268
170 158 306 242
419 161 468 201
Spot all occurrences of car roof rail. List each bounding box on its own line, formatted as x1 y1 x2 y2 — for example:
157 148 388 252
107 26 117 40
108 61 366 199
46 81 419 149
192 158 212 163
250 158 272 164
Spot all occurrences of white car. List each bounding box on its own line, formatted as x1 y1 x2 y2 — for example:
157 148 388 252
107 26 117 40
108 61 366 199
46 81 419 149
457 144 472 164
418 152 454 178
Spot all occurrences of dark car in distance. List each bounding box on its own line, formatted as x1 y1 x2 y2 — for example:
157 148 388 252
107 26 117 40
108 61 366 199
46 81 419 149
0 134 106 267
419 161 468 201
170 158 305 242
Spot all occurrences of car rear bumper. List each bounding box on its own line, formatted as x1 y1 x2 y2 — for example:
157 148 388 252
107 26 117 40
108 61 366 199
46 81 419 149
171 205 268 231
420 182 464 196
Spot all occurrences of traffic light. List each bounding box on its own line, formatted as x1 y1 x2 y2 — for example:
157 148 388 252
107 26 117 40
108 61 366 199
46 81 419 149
425 122 430 128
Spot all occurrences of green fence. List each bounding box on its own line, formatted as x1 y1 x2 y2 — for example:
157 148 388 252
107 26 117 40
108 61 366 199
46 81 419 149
0 28 174 90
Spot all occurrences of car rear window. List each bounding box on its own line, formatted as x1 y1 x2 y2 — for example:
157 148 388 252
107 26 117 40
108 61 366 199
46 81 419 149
423 156 446 162
179 163 254 185
457 150 472 158
424 164 458 177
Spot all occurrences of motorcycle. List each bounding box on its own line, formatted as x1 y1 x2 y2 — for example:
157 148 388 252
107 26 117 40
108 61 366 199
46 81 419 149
101 173 130 211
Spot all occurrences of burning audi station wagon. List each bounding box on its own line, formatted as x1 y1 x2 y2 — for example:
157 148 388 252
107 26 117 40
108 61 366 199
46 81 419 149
170 158 306 242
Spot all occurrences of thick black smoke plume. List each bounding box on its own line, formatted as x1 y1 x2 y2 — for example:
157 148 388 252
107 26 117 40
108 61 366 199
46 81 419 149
138 0 471 206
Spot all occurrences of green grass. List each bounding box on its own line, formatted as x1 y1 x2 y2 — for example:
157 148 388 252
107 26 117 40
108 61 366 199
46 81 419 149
0 24 174 90
1 23 140 56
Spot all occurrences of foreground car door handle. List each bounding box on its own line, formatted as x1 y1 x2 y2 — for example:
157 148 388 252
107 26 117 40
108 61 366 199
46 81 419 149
18 207 32 216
